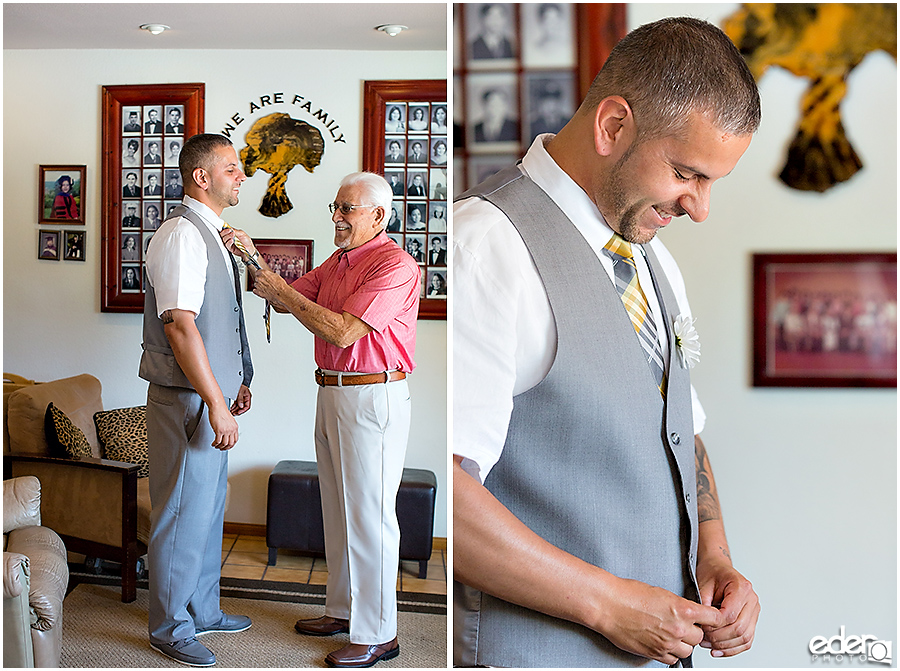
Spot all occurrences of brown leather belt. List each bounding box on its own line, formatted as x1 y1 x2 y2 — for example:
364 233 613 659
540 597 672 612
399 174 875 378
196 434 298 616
315 369 406 387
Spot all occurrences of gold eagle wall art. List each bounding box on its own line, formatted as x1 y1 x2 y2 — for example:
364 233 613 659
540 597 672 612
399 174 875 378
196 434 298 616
723 3 897 192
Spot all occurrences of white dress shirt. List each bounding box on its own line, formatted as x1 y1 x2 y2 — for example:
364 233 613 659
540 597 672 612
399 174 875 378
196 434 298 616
453 135 706 482
145 195 236 318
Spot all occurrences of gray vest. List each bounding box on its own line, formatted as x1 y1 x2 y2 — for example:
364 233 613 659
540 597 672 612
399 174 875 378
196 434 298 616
139 205 253 401
455 166 699 668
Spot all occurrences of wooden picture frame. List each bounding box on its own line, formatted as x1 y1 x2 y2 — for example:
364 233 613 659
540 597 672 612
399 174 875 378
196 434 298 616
363 79 448 321
63 230 86 262
38 230 60 261
100 83 205 313
752 253 897 388
39 165 85 224
245 239 314 292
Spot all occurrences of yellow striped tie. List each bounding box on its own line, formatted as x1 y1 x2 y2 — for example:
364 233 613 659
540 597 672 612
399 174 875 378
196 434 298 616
603 234 666 396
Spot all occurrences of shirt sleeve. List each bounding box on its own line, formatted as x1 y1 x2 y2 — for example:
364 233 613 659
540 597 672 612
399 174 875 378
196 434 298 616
291 262 322 302
146 219 208 317
341 256 419 333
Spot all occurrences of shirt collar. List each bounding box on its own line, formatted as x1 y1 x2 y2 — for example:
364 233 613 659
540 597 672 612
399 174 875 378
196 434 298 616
341 230 389 266
520 133 617 249
183 194 225 231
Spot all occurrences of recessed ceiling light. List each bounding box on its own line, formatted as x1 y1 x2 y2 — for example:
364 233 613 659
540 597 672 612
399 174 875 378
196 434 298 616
140 24 170 36
375 24 408 37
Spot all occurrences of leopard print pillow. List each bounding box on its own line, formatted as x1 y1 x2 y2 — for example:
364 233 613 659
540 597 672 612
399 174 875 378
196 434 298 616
94 406 149 478
45 403 93 459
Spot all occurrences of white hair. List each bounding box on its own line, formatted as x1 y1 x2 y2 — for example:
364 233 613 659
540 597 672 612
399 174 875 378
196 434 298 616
339 172 393 213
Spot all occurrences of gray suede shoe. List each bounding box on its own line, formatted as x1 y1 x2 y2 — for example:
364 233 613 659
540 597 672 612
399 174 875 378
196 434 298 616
196 614 252 636
151 637 216 667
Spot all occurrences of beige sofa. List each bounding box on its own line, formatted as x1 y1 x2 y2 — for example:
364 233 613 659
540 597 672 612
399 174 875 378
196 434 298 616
4 374 149 603
4 475 69 668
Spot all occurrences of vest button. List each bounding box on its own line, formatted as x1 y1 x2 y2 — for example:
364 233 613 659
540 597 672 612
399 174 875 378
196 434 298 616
685 492 691 503
237 349 242 355
236 327 240 333
234 306 239 312
670 432 681 445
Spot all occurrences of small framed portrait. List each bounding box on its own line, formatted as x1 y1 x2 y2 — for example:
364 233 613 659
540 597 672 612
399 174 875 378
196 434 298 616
122 170 141 198
466 73 520 151
165 201 181 218
143 232 155 254
143 139 163 165
38 230 60 261
39 165 85 224
121 233 140 262
165 139 182 167
405 234 426 264
521 2 576 68
143 106 163 134
407 170 428 198
122 107 142 134
468 154 516 187
247 239 314 291
408 104 430 133
385 169 406 197
426 234 448 267
466 3 517 69
163 169 184 199
164 105 185 135
431 105 448 135
143 170 162 197
430 138 449 167
64 231 86 261
406 203 427 231
407 139 428 164
428 203 448 232
426 269 448 299
144 202 162 230
387 233 403 248
386 201 405 233
429 168 448 200
122 201 141 228
385 104 407 133
524 72 576 144
385 137 406 165
122 137 141 168
753 253 897 388
121 265 141 292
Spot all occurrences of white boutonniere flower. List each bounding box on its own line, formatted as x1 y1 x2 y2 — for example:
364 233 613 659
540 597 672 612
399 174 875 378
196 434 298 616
673 314 701 369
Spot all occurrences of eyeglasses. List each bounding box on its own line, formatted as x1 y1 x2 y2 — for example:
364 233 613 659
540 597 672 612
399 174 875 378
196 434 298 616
328 202 376 215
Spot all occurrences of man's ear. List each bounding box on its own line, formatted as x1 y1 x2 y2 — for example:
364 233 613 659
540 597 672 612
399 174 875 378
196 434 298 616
192 167 208 191
593 96 635 157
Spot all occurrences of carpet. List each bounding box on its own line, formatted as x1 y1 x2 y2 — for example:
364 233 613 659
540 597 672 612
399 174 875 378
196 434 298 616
61 583 447 668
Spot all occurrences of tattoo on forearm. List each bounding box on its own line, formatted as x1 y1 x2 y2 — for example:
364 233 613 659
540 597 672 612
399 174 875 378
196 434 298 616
161 310 174 324
695 436 721 523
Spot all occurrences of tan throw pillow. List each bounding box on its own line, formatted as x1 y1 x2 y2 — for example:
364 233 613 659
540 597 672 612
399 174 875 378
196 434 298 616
93 406 149 478
45 402 93 459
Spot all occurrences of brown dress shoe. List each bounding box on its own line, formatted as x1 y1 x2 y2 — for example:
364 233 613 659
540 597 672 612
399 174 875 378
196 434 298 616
294 616 350 636
325 638 400 668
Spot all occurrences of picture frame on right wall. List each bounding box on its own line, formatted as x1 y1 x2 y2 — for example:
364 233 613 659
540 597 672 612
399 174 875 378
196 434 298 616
752 252 897 388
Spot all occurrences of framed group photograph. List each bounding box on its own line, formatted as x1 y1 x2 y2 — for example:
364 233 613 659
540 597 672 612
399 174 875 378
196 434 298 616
752 253 897 388
39 165 85 224
245 239 314 292
363 79 448 320
100 83 204 312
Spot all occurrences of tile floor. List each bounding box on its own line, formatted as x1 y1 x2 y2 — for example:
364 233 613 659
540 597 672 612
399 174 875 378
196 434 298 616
221 534 448 596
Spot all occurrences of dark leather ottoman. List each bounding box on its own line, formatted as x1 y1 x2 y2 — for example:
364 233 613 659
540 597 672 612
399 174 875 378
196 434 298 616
266 460 438 578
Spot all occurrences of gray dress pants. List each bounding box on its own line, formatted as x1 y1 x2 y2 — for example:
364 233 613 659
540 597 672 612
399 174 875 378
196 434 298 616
146 383 229 644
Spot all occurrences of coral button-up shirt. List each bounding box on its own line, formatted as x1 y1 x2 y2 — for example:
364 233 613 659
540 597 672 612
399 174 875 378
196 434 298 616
291 231 420 373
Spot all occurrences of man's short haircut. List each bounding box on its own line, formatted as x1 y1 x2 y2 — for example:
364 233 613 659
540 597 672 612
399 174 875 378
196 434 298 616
579 17 761 140
179 133 234 184
340 172 393 215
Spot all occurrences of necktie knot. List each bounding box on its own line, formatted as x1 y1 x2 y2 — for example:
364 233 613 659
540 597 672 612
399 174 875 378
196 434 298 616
604 233 634 260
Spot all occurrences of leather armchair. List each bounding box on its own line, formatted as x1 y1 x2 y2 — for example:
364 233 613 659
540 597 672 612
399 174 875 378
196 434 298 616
3 475 68 668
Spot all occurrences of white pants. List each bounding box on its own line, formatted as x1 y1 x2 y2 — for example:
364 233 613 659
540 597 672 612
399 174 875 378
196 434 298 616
315 379 411 644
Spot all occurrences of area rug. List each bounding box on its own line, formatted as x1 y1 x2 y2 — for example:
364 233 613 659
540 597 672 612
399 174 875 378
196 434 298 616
61 583 447 668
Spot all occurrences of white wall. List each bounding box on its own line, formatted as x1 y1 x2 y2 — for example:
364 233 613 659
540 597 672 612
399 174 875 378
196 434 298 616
3 47 448 536
631 5 897 667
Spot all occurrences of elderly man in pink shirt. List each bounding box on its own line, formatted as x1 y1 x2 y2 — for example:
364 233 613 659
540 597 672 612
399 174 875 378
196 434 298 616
222 172 420 668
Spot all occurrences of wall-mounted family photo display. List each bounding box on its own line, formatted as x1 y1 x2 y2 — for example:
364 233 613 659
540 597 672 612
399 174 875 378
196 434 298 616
38 165 86 225
364 79 448 320
100 83 204 312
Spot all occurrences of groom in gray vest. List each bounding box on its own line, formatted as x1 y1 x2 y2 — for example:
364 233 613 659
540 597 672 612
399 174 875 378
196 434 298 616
140 134 254 667
454 18 761 667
